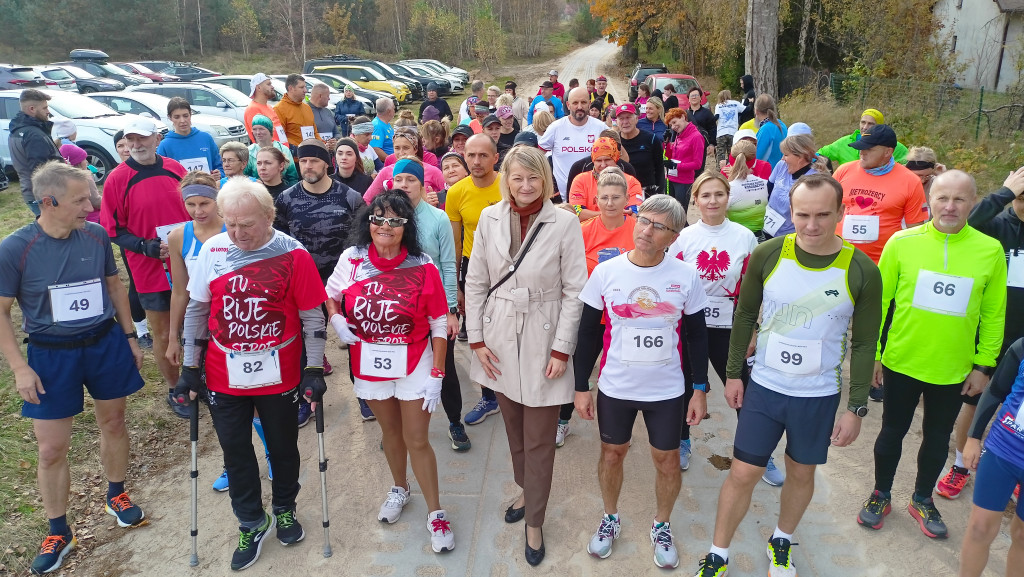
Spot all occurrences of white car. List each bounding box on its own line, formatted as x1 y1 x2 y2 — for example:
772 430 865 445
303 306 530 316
86 91 249 147
202 75 286 103
0 88 168 183
125 82 252 124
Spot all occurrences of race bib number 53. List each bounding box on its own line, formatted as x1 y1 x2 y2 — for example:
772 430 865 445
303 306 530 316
360 342 408 379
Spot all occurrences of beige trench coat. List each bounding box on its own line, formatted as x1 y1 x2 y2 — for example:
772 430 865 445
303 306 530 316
464 200 587 407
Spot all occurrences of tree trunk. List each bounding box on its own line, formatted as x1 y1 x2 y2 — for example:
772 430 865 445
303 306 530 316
176 0 186 56
300 0 306 64
798 0 813 66
197 0 203 56
746 0 779 100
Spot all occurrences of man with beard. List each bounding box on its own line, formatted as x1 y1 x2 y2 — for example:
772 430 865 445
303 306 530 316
538 87 607 201
99 118 191 419
272 139 365 424
8 89 62 216
245 73 288 144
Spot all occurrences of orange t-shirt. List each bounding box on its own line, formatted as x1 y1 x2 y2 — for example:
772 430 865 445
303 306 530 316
244 101 287 143
833 161 928 263
568 171 644 214
581 215 637 276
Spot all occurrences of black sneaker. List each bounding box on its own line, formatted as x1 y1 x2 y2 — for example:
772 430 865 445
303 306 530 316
273 507 305 545
137 333 153 350
105 492 146 527
694 552 728 576
166 392 190 419
30 533 76 575
766 537 798 576
448 422 471 451
457 327 468 342
869 385 884 402
231 512 275 571
908 495 948 538
297 400 312 428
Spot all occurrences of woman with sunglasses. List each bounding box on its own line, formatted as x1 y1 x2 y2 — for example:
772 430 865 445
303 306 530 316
324 189 455 554
905 146 946 197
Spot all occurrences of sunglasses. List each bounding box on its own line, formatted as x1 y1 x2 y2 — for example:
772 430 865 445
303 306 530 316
368 215 408 227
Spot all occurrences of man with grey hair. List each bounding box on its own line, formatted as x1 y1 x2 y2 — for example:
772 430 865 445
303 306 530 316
459 80 486 123
8 88 63 215
308 83 338 152
574 194 709 569
0 161 147 574
175 177 328 571
371 97 396 161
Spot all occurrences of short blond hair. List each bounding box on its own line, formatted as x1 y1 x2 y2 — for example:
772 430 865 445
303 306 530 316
217 177 275 220
32 161 92 202
532 110 554 135
220 141 249 164
499 146 554 204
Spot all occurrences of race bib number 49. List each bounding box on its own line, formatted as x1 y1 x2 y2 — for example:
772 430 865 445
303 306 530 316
48 278 103 323
912 270 973 317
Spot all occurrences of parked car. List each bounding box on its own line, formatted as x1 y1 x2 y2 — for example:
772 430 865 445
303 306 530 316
47 65 124 93
306 72 392 114
115 62 180 83
157 63 220 81
402 58 469 83
305 56 421 101
0 88 168 183
53 49 151 86
387 63 452 95
30 66 78 92
202 74 284 101
0 64 46 89
643 73 709 106
310 64 411 103
87 91 249 147
400 61 465 90
126 82 251 123
298 75 376 115
628 63 668 101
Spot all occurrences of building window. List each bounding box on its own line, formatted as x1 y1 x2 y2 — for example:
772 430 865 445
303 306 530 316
952 35 957 53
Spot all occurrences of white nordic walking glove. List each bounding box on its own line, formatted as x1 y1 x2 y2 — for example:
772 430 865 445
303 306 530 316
419 376 443 413
330 314 360 345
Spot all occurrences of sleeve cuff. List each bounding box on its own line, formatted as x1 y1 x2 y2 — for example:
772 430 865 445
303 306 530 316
550 350 569 362
469 341 486 350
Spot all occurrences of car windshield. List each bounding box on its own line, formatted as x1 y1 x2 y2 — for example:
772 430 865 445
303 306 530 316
9 69 39 80
312 75 343 90
49 93 121 119
62 66 96 79
131 63 156 74
97 63 132 76
41 68 73 81
655 77 697 94
356 67 385 81
212 86 250 107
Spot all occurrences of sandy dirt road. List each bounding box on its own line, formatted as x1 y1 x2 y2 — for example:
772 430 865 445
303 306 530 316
64 40 1014 577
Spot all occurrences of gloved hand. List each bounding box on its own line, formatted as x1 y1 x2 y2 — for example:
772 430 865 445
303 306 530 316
418 376 443 413
330 314 360 345
174 366 202 403
663 158 677 170
141 238 163 258
301 367 327 403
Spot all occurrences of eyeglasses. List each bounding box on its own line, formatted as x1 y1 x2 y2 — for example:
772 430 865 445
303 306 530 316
636 215 677 233
368 215 408 227
596 195 626 203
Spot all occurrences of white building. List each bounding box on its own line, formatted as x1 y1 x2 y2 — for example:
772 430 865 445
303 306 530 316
936 0 1024 91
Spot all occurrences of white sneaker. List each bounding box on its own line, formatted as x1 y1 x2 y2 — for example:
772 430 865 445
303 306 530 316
378 486 410 523
428 510 455 552
555 420 570 448
651 521 679 568
587 514 621 558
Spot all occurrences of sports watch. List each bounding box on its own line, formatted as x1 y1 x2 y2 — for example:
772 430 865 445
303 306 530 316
449 307 459 315
692 383 709 393
850 405 869 417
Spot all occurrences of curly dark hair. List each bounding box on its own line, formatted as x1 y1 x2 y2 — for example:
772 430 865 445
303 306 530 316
346 190 423 257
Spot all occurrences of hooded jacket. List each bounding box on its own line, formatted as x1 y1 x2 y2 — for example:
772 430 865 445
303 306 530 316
8 112 62 204
334 97 365 137
739 75 756 125
968 186 1024 353
155 127 223 174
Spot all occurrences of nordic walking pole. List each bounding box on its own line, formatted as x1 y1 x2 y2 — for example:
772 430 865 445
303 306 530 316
315 402 332 558
189 397 199 566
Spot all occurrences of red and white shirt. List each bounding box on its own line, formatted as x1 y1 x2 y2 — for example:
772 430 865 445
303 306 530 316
669 219 757 328
187 230 327 395
325 245 448 382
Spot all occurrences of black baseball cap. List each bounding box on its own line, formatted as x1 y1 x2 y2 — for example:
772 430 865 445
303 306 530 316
452 125 474 140
482 114 501 127
849 124 898 150
513 131 539 147
540 80 554 89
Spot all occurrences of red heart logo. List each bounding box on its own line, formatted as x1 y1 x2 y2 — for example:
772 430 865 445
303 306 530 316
855 196 873 209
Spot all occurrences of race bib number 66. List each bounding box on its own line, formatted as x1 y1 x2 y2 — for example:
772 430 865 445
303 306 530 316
912 270 973 317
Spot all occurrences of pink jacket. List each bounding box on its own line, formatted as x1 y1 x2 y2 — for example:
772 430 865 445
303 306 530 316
664 122 704 184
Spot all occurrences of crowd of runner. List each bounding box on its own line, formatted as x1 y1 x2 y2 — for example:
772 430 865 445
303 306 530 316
2 66 1024 577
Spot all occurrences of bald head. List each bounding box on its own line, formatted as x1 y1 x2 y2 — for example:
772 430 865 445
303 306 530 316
567 86 591 125
931 169 976 197
465 133 498 178
310 83 330 107
467 132 497 154
929 169 977 234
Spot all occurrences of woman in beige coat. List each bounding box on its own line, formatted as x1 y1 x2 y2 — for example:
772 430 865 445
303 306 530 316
464 145 587 566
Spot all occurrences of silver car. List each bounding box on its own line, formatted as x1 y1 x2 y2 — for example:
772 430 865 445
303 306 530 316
86 91 249 147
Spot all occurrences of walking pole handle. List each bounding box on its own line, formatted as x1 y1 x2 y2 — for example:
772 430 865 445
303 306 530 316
315 401 325 434
190 398 199 441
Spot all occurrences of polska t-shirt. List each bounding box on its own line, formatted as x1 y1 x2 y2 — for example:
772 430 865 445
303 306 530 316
538 116 608 198
579 253 707 402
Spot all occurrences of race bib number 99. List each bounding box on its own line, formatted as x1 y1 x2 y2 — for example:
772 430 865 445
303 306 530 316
912 270 973 317
764 333 822 376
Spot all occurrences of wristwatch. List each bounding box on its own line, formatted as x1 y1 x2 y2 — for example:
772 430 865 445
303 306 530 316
449 307 458 315
692 383 709 393
974 364 995 376
850 405 869 417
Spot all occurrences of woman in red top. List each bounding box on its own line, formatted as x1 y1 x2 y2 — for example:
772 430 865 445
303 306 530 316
324 190 455 554
664 107 705 212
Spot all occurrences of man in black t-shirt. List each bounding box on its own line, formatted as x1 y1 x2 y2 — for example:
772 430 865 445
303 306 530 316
615 104 665 196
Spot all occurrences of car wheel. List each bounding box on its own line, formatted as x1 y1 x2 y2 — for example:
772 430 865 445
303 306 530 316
81 144 115 185
81 86 96 94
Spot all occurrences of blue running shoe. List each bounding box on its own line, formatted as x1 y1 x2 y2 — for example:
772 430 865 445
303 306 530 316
464 397 499 425
212 470 229 492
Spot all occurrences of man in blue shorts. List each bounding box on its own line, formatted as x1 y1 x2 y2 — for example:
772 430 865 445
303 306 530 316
0 162 147 575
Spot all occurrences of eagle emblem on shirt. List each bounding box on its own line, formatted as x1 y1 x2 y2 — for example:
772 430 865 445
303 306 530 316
696 248 730 282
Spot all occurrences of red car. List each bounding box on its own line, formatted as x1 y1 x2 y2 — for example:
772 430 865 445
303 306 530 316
643 74 709 106
116 62 180 82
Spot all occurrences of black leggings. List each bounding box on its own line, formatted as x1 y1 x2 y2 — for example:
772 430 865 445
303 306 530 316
681 326 747 440
120 248 146 323
442 334 463 424
459 256 494 402
873 367 964 497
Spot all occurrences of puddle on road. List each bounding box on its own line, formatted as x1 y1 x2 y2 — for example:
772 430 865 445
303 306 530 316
709 454 732 471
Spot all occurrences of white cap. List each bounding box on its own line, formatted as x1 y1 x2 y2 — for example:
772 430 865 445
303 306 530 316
533 101 549 113
548 69 558 76
734 128 757 142
788 122 812 136
52 118 77 139
250 72 270 97
123 117 158 137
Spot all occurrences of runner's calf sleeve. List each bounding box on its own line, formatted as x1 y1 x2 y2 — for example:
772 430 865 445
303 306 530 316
182 299 212 366
298 307 326 367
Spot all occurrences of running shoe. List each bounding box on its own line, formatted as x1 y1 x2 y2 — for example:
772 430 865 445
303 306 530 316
936 465 971 499
587 514 621 559
105 492 145 527
680 439 692 471
457 327 468 342
231 512 275 571
464 397 500 425
908 495 948 538
428 510 455 552
378 486 410 523
555 420 570 448
297 400 312 428
869 385 884 402
448 422 471 451
137 333 153 350
766 537 797 577
29 533 76 575
651 521 679 569
761 456 784 486
273 506 305 545
359 398 376 421
857 490 892 529
323 355 333 376
694 552 728 577
166 391 190 419
212 469 229 492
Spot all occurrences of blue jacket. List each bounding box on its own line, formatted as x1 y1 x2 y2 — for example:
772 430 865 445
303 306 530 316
8 112 62 204
156 128 223 173
527 95 565 124
638 117 667 142
334 97 365 137
755 119 788 167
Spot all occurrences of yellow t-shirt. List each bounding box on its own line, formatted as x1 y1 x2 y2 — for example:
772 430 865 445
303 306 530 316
445 175 502 259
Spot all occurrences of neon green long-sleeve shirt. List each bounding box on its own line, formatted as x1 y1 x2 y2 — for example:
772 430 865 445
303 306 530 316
877 221 1007 384
817 131 909 167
